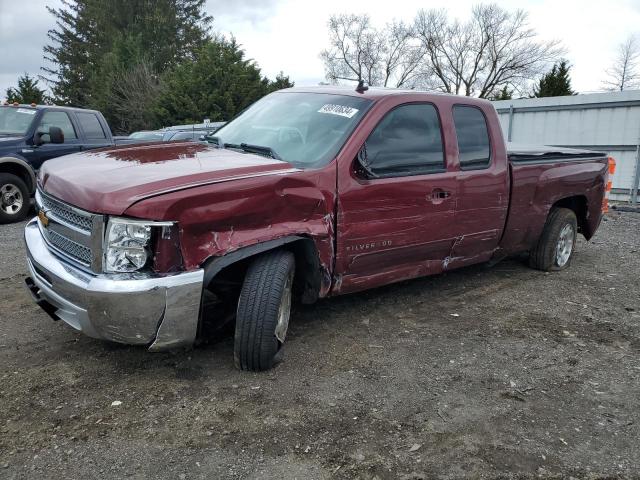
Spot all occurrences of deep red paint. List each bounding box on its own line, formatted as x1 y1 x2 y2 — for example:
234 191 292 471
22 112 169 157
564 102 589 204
38 87 608 297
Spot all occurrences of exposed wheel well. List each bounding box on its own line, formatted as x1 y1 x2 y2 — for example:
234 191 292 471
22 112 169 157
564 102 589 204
204 237 323 305
0 160 35 193
551 195 588 234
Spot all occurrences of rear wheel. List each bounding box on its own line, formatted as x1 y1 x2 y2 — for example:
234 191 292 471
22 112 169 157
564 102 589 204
529 207 578 271
234 250 295 371
0 173 30 224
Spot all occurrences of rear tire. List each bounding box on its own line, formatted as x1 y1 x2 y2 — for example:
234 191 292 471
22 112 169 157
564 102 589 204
528 207 578 271
234 250 295 371
0 173 30 224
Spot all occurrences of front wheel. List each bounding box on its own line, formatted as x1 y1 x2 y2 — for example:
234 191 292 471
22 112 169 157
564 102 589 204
0 173 30 224
529 207 578 271
234 250 295 371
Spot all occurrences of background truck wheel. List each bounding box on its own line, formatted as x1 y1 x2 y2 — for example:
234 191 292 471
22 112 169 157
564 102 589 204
234 250 295 371
0 173 30 224
529 207 578 271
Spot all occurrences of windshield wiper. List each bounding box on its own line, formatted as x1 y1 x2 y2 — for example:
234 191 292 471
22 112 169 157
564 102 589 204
237 143 282 160
205 136 283 161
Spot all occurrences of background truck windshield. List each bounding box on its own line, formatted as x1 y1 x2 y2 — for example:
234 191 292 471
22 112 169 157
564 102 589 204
0 107 37 136
212 92 371 168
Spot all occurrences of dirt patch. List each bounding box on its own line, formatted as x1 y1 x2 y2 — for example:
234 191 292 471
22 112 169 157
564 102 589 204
1 212 639 479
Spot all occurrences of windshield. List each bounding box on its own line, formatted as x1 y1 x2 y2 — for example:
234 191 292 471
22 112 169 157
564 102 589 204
0 107 37 136
211 92 372 168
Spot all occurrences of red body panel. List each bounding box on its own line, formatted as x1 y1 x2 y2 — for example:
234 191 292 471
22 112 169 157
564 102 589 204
37 87 608 298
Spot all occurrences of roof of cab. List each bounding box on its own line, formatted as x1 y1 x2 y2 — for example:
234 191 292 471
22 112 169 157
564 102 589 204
0 104 102 114
275 85 492 107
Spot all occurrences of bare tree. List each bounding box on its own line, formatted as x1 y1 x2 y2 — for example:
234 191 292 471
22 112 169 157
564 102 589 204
320 14 424 88
602 35 640 91
111 61 164 134
413 4 563 98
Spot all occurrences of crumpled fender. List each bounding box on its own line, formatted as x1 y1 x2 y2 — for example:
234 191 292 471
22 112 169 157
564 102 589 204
123 166 337 297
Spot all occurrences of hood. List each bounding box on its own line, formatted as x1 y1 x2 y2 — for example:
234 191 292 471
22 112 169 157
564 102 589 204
40 142 298 215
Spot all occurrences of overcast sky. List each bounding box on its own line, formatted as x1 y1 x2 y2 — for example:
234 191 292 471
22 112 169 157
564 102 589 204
1 0 640 102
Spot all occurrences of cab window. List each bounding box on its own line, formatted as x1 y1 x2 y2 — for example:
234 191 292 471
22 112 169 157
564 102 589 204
77 112 107 139
36 111 77 140
453 105 491 170
363 103 444 178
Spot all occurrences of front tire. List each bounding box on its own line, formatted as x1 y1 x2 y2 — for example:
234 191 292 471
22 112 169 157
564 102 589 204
0 173 30 224
529 207 578 271
234 250 295 371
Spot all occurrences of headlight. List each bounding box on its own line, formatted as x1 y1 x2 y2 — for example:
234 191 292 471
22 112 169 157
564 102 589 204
104 218 173 273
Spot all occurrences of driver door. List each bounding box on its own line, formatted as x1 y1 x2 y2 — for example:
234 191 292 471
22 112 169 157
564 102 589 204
23 110 82 169
335 102 458 294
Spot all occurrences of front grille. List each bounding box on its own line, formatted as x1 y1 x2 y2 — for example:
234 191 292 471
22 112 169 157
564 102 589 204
43 229 92 265
38 190 93 233
36 189 103 271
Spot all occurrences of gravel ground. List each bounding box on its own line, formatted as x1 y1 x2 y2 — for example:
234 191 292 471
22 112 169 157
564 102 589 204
0 211 639 479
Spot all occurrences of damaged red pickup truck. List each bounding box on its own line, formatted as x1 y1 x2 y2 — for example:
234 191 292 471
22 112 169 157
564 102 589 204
24 86 614 371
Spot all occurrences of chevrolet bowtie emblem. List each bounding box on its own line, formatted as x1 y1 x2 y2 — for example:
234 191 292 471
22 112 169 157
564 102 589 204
38 209 49 228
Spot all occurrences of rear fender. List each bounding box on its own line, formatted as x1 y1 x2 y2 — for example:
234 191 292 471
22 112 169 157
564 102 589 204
531 161 606 241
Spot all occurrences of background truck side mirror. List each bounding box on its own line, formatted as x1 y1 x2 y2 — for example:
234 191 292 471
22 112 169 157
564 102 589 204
49 126 64 144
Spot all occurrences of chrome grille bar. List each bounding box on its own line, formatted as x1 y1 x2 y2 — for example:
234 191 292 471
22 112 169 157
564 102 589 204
35 188 104 272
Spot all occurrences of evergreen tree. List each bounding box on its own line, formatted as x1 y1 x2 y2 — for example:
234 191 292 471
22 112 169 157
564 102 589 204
533 60 575 97
5 74 49 104
268 72 295 92
490 86 513 100
43 0 212 107
153 37 278 126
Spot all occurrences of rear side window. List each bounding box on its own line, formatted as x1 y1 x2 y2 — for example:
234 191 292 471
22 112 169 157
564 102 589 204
453 105 491 170
77 112 106 139
364 103 444 177
37 111 77 140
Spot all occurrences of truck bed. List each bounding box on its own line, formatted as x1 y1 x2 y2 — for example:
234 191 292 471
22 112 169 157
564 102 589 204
500 143 609 255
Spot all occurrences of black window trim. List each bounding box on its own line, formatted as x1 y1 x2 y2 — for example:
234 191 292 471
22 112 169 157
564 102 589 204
356 101 447 180
452 103 492 172
36 109 80 142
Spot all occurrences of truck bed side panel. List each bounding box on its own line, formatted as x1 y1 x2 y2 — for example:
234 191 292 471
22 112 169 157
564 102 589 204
499 156 608 254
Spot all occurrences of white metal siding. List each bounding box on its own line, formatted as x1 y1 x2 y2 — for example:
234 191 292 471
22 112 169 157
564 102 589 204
493 91 640 202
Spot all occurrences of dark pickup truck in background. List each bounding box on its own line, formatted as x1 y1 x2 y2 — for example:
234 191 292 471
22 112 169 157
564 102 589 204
0 104 123 223
23 86 615 371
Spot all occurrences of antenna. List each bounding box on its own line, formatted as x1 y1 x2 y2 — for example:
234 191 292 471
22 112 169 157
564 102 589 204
356 79 369 93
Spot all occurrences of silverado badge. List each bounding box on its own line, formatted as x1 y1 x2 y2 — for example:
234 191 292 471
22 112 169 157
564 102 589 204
38 210 49 228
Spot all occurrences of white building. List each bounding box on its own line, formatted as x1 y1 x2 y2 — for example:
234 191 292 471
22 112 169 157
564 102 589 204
493 90 640 203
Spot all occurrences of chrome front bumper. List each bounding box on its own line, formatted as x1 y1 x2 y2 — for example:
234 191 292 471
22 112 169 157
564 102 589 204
24 218 204 351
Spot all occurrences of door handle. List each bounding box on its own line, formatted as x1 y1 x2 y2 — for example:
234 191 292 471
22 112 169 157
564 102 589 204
430 189 452 202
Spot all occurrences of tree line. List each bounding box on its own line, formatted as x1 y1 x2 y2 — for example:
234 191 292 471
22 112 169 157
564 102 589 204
4 2 639 122
320 6 640 98
5 0 292 134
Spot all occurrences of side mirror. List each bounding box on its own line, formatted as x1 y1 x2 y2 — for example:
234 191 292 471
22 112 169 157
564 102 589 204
49 126 64 144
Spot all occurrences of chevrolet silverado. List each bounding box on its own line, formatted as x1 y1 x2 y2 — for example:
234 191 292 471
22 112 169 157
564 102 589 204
23 86 614 371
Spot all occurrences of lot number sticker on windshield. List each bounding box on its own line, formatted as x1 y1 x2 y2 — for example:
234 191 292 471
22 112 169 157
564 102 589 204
16 108 36 115
318 104 359 118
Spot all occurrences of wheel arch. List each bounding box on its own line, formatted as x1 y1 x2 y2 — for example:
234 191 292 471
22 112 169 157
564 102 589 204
550 195 589 238
201 235 324 305
0 156 36 194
